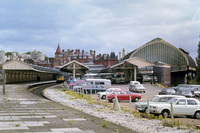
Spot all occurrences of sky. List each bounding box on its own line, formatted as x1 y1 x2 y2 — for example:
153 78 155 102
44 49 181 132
0 0 200 61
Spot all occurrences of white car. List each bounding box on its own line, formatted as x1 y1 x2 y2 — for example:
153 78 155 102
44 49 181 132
97 88 121 99
129 81 140 91
135 95 185 113
149 97 200 119
131 84 146 93
194 91 200 97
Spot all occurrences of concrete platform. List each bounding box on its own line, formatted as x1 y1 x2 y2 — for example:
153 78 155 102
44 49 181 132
0 83 135 133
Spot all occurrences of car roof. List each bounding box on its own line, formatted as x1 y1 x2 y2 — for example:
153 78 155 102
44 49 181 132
172 97 199 101
154 95 185 98
107 88 121 90
113 89 129 92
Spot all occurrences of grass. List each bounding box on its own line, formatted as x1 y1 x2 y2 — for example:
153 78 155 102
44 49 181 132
60 86 199 131
101 120 108 128
15 123 20 127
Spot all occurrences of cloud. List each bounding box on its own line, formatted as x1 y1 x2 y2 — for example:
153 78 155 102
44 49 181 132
0 0 199 61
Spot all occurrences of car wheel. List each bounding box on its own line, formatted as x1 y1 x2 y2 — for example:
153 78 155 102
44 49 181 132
161 110 170 118
194 111 200 119
111 98 115 103
144 108 148 113
134 97 139 102
102 95 106 99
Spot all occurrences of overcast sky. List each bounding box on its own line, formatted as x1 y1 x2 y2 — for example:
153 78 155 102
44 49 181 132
0 0 200 61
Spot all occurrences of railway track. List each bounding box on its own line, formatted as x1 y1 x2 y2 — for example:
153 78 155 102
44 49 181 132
28 82 58 97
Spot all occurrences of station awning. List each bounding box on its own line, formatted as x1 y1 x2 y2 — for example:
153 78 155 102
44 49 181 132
111 57 155 69
59 60 89 74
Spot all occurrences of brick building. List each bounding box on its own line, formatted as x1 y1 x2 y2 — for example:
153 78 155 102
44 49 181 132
94 52 118 68
54 44 95 67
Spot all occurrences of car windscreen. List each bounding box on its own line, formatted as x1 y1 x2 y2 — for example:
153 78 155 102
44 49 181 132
167 98 178 104
150 96 159 102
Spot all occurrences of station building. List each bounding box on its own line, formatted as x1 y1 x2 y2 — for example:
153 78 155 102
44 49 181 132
123 38 196 86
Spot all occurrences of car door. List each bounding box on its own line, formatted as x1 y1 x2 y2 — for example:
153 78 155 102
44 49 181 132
186 99 198 115
124 91 131 100
173 99 187 115
116 91 124 100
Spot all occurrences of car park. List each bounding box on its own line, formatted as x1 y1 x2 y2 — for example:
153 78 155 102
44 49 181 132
129 84 146 93
174 90 195 98
83 85 108 94
149 97 200 119
159 88 176 95
107 90 141 102
135 95 185 113
97 88 121 99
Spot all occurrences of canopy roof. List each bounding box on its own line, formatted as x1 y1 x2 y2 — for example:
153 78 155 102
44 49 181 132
59 60 89 74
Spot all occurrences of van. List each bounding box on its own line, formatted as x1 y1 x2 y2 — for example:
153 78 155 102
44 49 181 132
84 79 111 88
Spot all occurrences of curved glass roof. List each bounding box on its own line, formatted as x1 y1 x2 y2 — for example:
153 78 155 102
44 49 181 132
123 38 196 68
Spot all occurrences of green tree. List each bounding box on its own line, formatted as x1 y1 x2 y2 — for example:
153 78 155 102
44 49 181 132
5 52 12 56
25 52 31 55
196 40 200 84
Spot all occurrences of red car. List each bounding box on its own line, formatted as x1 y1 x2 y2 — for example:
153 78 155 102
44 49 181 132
107 90 142 102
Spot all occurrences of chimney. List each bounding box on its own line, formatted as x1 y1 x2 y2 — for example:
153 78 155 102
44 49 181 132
90 50 93 55
93 50 96 59
67 49 70 54
119 51 121 60
122 48 125 59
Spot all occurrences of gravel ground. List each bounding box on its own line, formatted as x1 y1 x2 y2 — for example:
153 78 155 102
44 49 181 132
42 85 194 133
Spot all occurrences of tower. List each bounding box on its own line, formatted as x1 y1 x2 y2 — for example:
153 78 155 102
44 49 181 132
55 43 61 57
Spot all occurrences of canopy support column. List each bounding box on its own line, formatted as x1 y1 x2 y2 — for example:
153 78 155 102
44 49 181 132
73 62 75 81
134 66 137 81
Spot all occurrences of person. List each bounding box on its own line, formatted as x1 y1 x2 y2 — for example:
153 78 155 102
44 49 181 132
150 76 153 85
153 76 157 85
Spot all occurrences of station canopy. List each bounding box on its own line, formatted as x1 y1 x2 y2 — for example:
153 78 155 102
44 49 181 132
111 57 155 69
59 60 89 74
3 60 62 74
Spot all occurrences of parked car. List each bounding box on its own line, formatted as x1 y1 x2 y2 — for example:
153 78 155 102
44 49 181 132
143 75 151 82
129 84 146 93
83 85 107 94
174 90 195 98
135 95 185 113
149 97 200 119
159 88 176 95
107 90 141 102
194 91 200 97
97 88 121 99
129 81 140 91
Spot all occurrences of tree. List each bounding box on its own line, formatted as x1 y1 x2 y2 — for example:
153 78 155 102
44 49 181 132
196 40 200 84
5 52 12 56
25 52 31 55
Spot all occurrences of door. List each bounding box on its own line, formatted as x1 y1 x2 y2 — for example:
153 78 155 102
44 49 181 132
186 99 198 115
173 99 187 115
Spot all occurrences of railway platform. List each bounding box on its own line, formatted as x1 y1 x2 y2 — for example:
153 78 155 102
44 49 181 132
0 83 135 133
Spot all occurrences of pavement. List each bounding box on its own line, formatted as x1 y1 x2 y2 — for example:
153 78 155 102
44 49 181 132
0 82 135 133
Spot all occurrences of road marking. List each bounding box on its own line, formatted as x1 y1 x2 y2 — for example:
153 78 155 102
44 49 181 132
0 121 49 130
63 118 86 121
0 115 57 120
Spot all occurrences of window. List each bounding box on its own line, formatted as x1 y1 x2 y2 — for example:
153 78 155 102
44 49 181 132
125 91 131 94
176 99 186 105
159 97 167 102
187 100 197 105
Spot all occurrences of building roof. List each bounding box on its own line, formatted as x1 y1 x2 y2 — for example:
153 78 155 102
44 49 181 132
3 60 63 74
55 44 62 55
110 52 116 59
123 38 196 69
